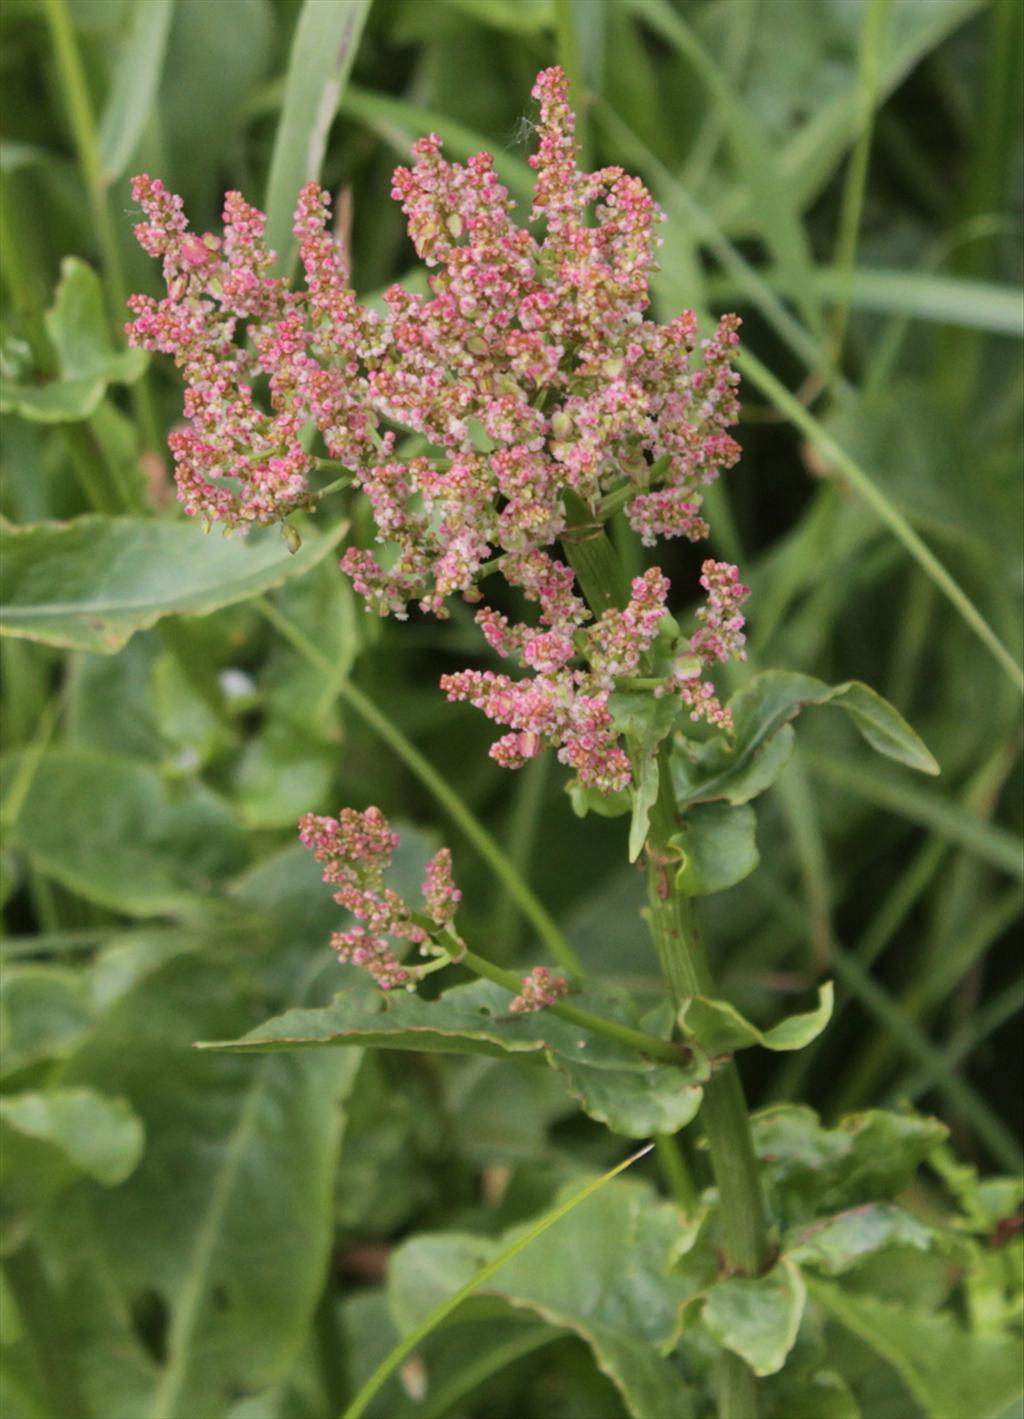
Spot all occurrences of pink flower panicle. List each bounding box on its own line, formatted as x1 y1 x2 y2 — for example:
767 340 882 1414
509 965 569 1015
298 807 461 990
131 66 749 794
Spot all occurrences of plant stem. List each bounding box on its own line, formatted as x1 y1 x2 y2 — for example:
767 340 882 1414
460 949 683 1063
647 786 769 1419
253 595 585 976
561 492 632 613
562 515 769 1417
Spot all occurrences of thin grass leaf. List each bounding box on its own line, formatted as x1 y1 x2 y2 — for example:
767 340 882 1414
626 0 823 338
341 1144 653 1419
755 874 1021 1173
704 267 1024 336
341 87 535 204
98 0 174 184
263 0 372 274
776 0 985 216
828 0 890 367
902 978 1024 1104
803 751 1023 879
741 348 1024 693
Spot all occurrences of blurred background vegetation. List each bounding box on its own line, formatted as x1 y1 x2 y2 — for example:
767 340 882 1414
0 1 1021 1416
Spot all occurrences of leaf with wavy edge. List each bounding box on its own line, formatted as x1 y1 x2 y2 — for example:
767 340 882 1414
198 978 709 1139
379 1172 695 1419
0 517 346 653
702 1258 806 1377
679 984 833 1057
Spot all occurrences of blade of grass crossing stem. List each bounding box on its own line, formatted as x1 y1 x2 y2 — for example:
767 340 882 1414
252 595 584 976
801 751 1023 878
741 348 1024 693
625 0 823 340
341 1145 654 1419
829 946 1021 1172
418 1329 561 1419
902 978 1024 1104
264 0 372 276
836 887 1024 1115
98 0 174 183
828 0 890 372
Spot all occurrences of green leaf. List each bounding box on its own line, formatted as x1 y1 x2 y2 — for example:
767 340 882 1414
752 1105 948 1225
54 905 362 1419
2 746 247 917
0 966 95 1080
0 1087 144 1187
702 1258 806 1377
384 1175 696 1419
608 691 681 860
763 1367 861 1419
0 259 146 423
263 0 372 271
674 670 938 809
0 516 346 653
786 1202 934 1276
199 978 709 1139
98 0 174 182
809 1279 1024 1419
670 802 760 896
680 983 833 1056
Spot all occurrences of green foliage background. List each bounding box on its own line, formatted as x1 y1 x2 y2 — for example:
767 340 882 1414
0 1 1021 1417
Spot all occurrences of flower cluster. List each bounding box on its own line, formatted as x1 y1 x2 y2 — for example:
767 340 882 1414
510 966 569 1015
298 806 461 990
130 65 749 792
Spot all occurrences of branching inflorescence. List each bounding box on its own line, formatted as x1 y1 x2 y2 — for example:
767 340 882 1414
131 66 749 990
129 66 748 801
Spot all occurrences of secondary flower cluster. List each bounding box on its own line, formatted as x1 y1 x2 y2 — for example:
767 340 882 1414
298 806 461 990
299 806 569 1007
130 65 749 790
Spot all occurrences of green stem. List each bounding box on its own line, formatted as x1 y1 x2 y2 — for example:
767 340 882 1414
646 765 768 1419
561 492 631 613
561 511 768 1417
42 0 162 457
654 1132 699 1210
253 595 584 977
460 949 682 1063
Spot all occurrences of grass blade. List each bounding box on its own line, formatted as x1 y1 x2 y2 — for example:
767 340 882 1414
741 348 1024 693
263 0 372 274
341 1144 653 1419
802 751 1023 878
98 0 174 184
341 87 535 203
627 0 823 338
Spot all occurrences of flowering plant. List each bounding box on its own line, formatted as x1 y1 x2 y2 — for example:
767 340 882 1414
125 64 999 1419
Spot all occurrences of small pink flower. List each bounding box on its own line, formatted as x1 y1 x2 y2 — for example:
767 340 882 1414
509 965 569 1014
